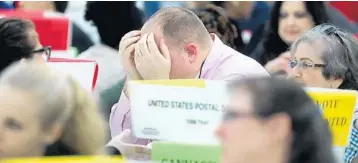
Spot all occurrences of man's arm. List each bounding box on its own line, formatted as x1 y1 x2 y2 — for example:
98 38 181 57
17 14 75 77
110 77 134 136
109 89 131 138
212 54 270 81
109 80 151 145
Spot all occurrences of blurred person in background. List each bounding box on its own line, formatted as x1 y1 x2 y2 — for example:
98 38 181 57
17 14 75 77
193 4 245 53
110 7 269 151
217 77 336 163
0 60 107 158
0 18 51 72
187 1 270 55
0 1 14 9
213 1 270 35
286 24 358 162
187 1 269 33
80 1 143 122
185 1 210 9
17 1 94 54
250 1 330 76
248 1 358 57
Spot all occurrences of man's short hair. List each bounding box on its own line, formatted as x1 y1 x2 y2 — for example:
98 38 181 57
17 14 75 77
146 7 210 48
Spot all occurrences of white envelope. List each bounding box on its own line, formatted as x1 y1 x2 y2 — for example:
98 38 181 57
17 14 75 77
129 80 229 145
47 58 98 91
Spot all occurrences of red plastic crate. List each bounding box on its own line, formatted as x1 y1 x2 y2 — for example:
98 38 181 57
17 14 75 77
0 9 70 50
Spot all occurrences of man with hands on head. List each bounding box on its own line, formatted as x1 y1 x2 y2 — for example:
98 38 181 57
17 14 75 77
107 7 269 159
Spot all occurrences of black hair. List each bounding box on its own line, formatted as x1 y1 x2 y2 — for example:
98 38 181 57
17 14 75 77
0 18 36 71
254 2 330 65
212 1 225 7
229 77 336 163
193 4 244 52
85 1 143 50
53 1 68 13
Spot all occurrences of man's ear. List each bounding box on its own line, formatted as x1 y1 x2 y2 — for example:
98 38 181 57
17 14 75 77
184 43 199 64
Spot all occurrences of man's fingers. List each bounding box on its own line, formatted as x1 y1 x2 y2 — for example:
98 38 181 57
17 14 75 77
138 33 150 56
134 44 143 68
147 33 161 55
123 43 136 58
119 30 140 51
134 147 151 160
120 36 140 52
135 145 151 153
160 38 171 60
121 145 151 159
120 30 141 43
134 42 142 57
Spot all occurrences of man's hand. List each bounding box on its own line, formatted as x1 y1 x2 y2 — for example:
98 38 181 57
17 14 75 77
134 33 171 80
107 129 151 160
119 30 142 80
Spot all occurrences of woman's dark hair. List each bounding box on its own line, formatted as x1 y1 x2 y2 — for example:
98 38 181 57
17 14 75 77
212 1 225 8
193 4 244 52
253 2 330 65
229 77 336 163
85 1 143 50
53 1 68 13
0 18 36 71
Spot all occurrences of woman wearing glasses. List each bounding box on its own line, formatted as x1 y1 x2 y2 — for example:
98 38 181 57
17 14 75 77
287 24 358 92
0 18 51 71
287 24 358 162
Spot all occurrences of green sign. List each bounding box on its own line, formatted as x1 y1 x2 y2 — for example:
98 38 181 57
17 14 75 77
152 142 220 163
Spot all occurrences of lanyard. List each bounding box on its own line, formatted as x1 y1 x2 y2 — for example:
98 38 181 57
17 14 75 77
198 60 206 79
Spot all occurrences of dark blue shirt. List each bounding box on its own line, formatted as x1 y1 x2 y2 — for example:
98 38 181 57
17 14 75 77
236 1 270 32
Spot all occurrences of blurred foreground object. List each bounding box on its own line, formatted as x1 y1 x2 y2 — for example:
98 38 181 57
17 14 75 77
2 156 123 163
0 60 107 157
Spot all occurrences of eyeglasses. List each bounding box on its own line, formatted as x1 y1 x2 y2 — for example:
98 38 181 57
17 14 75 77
288 60 325 69
222 105 264 122
223 110 255 122
31 46 52 61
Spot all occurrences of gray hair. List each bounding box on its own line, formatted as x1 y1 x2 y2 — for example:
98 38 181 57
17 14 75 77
290 24 358 89
0 61 74 128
